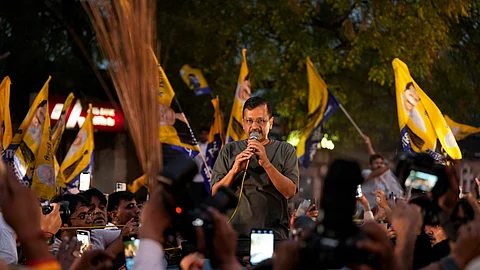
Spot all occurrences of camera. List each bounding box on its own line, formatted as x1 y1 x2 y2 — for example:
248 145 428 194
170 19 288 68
299 159 377 269
392 152 450 225
157 155 238 265
41 200 71 222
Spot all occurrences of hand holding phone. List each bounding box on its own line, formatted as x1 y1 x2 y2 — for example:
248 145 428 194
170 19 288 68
250 229 274 265
124 235 140 270
76 230 91 253
295 199 311 217
355 185 363 198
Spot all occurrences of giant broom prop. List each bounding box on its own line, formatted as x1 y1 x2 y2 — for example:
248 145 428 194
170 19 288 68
82 0 161 187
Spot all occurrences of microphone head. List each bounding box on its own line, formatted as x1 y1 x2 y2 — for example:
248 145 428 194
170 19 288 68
249 131 259 141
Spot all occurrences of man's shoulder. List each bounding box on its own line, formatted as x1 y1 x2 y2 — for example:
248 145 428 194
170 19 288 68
269 140 295 150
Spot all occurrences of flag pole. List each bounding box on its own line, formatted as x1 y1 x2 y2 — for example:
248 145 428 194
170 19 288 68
338 103 364 138
173 97 212 179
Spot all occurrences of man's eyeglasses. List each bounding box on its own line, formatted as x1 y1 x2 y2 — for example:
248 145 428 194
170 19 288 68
243 118 270 125
70 212 93 220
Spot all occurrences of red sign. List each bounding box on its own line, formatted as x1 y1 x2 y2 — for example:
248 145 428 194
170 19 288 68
48 95 125 132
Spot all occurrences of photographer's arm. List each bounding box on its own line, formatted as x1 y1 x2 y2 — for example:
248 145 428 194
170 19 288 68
366 166 390 181
133 187 172 270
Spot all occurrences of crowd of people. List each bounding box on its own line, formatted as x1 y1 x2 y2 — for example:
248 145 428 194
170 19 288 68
1 97 480 270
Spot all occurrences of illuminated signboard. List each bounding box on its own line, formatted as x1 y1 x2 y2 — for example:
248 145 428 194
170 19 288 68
48 95 125 132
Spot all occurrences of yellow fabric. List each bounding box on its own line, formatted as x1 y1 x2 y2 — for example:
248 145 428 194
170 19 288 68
0 76 12 149
128 174 146 193
209 97 225 144
392 58 461 160
8 77 56 198
444 115 480 141
179 64 210 91
296 57 329 159
51 93 74 187
60 104 94 184
154 55 200 152
226 49 250 142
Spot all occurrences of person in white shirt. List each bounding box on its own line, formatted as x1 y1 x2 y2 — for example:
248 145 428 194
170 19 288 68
192 127 209 184
0 212 17 265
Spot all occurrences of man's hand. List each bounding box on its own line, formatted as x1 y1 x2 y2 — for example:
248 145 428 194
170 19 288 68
207 207 240 269
356 222 394 270
247 140 270 167
180 252 205 270
0 164 42 242
390 200 423 238
57 237 82 270
121 218 139 237
231 149 254 175
357 194 371 212
139 186 172 244
373 190 389 209
69 250 114 270
363 135 372 146
451 220 480 269
40 203 62 234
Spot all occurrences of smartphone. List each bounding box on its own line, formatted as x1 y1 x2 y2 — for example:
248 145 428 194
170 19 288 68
123 236 140 270
116 182 127 192
250 229 274 265
405 170 438 192
79 172 91 191
76 230 90 253
355 185 363 198
295 199 311 217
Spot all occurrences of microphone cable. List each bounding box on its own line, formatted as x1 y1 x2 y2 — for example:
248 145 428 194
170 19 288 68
228 159 250 223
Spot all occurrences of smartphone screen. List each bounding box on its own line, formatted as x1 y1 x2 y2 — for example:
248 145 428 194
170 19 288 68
116 182 127 192
250 229 274 265
124 236 140 270
355 185 363 198
79 172 91 191
405 170 438 192
76 230 90 253
295 199 311 217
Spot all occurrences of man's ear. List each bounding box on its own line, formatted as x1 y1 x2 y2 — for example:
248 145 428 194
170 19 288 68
109 211 117 222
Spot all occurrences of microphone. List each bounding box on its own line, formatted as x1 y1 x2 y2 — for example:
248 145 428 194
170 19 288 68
249 131 259 141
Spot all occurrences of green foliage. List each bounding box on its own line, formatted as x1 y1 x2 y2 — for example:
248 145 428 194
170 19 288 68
1 0 480 151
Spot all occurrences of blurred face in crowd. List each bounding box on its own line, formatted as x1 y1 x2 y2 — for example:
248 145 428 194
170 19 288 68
199 130 209 144
243 104 273 143
110 199 140 225
370 157 385 171
88 196 107 226
69 204 93 228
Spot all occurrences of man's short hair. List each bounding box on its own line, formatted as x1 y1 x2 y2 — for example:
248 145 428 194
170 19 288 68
107 191 135 213
199 127 209 133
405 82 414 90
81 188 107 206
51 194 88 225
243 97 272 118
369 154 384 165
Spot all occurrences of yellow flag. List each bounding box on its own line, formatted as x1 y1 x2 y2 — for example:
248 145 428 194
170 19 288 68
128 174 146 193
179 65 212 96
51 93 74 187
297 58 339 168
392 58 461 160
2 77 52 195
0 77 12 149
52 93 74 153
226 49 250 142
155 55 200 152
60 104 95 184
445 115 480 141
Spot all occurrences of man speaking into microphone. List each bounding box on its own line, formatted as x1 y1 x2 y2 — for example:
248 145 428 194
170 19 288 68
211 97 299 239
